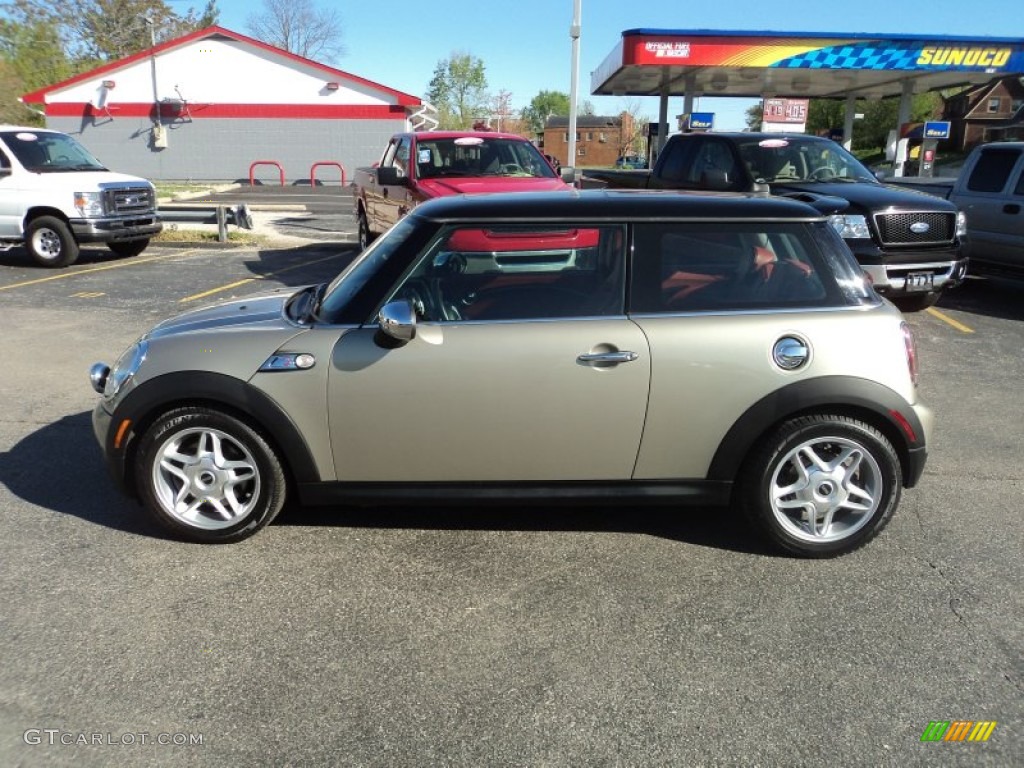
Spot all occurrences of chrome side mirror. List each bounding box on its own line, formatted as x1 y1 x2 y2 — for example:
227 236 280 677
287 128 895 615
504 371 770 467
378 299 416 343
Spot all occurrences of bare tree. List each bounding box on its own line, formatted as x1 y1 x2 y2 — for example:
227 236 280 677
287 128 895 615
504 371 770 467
618 98 648 158
246 0 344 61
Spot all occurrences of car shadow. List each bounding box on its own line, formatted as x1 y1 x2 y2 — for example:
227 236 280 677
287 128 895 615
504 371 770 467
0 244 132 269
241 243 359 286
4 412 775 556
936 274 1024 322
0 411 172 540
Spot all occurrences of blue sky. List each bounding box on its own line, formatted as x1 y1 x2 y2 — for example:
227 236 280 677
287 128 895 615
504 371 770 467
200 0 1024 130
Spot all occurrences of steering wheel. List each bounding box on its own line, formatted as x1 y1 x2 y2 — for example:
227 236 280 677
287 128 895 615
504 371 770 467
809 166 836 181
499 163 525 175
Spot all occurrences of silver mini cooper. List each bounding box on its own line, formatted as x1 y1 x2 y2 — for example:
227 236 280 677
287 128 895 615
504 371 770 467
91 190 932 557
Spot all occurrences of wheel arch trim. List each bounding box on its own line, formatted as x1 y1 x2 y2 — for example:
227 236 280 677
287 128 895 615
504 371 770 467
708 376 925 486
107 370 320 495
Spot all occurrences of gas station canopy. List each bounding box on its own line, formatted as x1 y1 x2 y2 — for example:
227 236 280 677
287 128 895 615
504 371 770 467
592 29 1024 100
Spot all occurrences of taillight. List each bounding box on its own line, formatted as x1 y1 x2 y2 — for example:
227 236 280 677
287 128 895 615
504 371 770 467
901 321 919 386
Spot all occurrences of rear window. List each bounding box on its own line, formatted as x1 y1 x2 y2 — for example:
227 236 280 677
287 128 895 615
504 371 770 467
967 148 1021 193
629 221 874 313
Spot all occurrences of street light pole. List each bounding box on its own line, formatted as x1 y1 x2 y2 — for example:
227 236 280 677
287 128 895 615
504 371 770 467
567 0 581 180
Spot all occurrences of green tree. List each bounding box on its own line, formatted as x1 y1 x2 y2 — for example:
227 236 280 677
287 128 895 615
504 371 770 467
744 102 763 131
426 52 488 129
521 90 570 133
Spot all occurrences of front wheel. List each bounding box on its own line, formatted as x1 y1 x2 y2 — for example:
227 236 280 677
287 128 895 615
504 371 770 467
737 415 902 558
107 239 149 257
135 407 287 543
26 215 79 267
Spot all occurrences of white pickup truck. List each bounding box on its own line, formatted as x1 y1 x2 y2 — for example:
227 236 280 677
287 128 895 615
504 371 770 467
0 126 161 267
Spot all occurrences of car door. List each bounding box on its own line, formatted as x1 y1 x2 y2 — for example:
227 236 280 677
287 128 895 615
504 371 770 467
956 145 1024 267
0 146 22 238
326 223 651 482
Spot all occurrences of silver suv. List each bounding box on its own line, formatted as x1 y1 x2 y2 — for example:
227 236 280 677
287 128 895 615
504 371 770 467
90 190 932 557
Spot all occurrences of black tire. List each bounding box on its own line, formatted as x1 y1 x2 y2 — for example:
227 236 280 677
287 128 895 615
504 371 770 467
737 414 902 558
107 239 149 257
25 215 79 268
135 407 287 543
892 292 939 312
358 208 375 250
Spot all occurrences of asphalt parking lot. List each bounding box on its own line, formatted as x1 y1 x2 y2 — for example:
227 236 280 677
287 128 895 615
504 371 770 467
0 232 1021 766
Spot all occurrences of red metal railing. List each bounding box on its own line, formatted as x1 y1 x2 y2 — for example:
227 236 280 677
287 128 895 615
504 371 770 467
310 161 346 187
249 161 285 187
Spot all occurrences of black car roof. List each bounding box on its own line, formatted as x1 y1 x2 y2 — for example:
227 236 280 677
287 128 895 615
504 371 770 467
411 189 826 222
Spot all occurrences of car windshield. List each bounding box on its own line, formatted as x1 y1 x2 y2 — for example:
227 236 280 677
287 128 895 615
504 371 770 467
736 137 875 184
413 137 557 179
1 130 107 172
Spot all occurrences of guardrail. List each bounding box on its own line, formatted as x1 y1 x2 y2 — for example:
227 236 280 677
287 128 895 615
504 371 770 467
159 204 254 242
311 161 346 187
249 161 285 187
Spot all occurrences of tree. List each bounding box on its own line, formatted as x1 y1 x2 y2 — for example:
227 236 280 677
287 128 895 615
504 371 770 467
617 98 649 158
489 89 514 132
521 90 570 133
426 52 488 130
745 103 763 131
246 0 343 61
1 0 218 61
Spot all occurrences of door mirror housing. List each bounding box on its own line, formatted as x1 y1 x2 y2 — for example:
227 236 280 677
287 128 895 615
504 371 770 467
378 299 417 343
377 166 408 186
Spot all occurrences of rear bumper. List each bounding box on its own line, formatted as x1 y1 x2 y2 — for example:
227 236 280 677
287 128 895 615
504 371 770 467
71 216 163 243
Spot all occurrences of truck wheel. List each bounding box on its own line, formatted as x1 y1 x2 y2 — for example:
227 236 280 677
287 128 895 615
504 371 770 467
892 293 939 312
358 209 375 250
107 239 150 257
737 414 902 558
135 406 287 543
26 215 79 268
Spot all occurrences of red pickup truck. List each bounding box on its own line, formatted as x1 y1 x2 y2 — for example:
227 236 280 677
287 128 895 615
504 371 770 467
354 131 571 248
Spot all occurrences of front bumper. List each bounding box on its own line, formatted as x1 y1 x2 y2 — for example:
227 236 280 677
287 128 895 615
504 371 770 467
71 215 163 243
861 257 969 297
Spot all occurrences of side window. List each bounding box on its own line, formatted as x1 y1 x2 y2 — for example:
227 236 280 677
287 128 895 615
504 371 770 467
1012 165 1024 196
966 149 1020 193
0 149 9 170
629 222 830 313
684 140 740 189
657 140 695 183
386 225 626 322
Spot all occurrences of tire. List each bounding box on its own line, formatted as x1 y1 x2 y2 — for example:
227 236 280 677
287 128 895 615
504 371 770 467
892 292 939 312
358 208 375 250
26 215 79 268
107 239 149 257
737 414 902 558
135 407 287 543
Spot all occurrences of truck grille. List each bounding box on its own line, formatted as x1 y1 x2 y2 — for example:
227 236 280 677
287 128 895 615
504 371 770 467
873 211 955 247
104 187 155 216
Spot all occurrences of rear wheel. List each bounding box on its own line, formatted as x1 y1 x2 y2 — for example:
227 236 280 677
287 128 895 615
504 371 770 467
358 208 375 250
107 239 149 257
26 215 79 267
135 407 287 543
738 414 902 557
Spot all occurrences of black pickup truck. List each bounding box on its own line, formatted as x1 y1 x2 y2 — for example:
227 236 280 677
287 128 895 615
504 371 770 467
584 133 969 310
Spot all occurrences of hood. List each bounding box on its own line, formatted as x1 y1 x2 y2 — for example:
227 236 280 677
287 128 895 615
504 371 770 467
770 179 957 213
417 177 570 197
145 292 293 339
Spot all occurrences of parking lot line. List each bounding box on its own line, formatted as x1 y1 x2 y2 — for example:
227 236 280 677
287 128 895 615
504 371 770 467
0 249 202 292
179 252 346 303
926 307 975 334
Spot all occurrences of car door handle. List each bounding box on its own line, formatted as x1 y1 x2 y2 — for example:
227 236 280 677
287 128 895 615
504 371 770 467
1004 203 1020 215
577 350 639 365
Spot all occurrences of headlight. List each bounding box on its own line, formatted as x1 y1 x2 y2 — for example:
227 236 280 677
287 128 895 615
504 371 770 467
74 191 104 217
104 339 148 399
828 214 871 239
956 210 967 238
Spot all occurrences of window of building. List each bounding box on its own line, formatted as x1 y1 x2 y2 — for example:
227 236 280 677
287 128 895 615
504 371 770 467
987 97 1001 113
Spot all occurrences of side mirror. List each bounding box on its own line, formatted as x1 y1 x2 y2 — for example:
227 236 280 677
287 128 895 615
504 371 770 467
377 166 408 186
378 299 416 343
559 166 577 184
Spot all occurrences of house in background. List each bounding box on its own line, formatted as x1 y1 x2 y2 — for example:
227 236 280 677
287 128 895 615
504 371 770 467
942 76 1024 151
541 113 636 168
20 26 422 182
